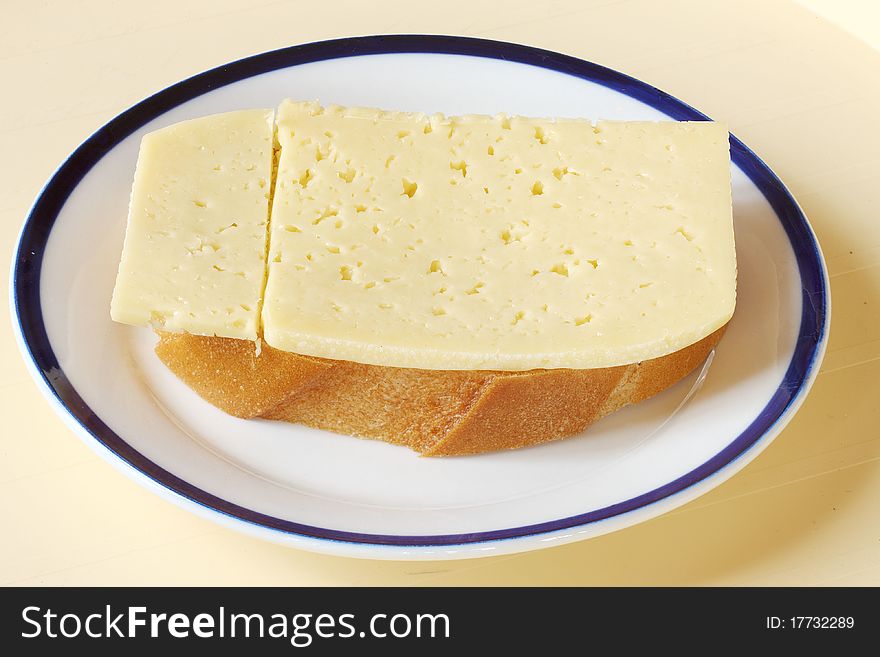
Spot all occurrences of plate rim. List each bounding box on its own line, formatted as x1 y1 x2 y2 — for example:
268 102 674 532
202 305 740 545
10 34 830 557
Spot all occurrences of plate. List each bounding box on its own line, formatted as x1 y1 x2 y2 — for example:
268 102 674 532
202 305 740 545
10 35 829 560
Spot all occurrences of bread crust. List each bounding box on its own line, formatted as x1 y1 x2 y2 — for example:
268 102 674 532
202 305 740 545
155 326 726 456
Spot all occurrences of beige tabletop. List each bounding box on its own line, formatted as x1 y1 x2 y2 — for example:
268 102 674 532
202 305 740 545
3 0 879 586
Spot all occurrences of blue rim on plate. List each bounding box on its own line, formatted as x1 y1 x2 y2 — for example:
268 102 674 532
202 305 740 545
12 35 828 547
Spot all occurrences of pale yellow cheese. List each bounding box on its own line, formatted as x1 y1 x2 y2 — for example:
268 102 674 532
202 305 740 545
110 109 274 340
262 100 735 370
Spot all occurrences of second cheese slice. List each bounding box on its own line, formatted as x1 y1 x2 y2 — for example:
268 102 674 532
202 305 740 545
261 101 735 370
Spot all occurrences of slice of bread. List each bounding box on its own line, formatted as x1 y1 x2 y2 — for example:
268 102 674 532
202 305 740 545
154 325 725 456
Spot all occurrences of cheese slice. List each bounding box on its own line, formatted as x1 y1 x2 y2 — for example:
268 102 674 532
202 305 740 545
110 108 274 340
261 101 735 370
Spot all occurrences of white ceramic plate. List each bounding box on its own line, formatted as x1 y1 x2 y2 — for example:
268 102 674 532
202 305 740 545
11 36 829 560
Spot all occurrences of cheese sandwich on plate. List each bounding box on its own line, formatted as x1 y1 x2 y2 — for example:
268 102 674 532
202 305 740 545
111 101 736 456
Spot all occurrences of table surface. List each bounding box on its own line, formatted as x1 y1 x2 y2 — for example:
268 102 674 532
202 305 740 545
3 0 879 586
